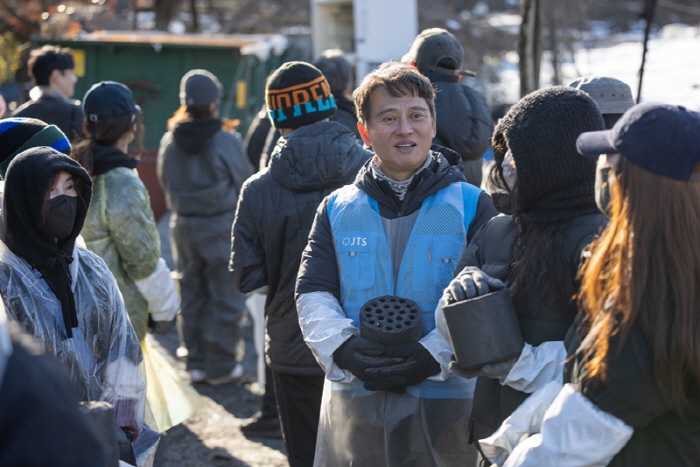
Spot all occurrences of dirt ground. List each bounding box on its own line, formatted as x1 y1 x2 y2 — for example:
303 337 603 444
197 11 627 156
149 325 288 467
151 213 289 467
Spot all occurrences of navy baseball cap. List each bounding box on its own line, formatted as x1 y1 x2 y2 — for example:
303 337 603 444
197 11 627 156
83 81 141 122
577 103 700 181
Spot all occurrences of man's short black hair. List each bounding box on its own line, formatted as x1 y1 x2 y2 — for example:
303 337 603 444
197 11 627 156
313 49 352 97
28 45 75 86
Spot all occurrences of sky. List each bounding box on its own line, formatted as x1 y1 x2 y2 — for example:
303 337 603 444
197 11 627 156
490 23 700 111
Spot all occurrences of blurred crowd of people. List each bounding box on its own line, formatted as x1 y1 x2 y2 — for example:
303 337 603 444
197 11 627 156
1 26 699 467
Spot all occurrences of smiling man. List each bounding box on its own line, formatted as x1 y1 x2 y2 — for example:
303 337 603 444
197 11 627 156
12 45 84 141
295 61 498 466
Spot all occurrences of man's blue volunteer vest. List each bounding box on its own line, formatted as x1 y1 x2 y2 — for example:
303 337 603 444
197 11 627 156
327 181 482 398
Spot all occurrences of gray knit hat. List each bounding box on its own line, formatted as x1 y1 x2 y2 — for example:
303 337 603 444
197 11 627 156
402 28 475 77
568 76 635 115
180 69 222 106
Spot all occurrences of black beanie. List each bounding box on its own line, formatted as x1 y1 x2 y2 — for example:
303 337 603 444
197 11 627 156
265 61 336 129
495 86 604 222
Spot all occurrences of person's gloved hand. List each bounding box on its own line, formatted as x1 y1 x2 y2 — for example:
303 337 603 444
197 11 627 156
443 266 505 304
333 336 405 382
363 341 441 393
148 314 176 335
449 356 519 381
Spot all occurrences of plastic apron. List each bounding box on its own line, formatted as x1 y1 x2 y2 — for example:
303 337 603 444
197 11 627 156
318 182 481 466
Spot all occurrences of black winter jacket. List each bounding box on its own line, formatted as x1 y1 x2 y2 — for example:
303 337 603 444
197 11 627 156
459 212 606 442
564 318 700 467
12 94 84 141
425 72 493 187
296 146 498 300
230 121 371 374
331 95 361 141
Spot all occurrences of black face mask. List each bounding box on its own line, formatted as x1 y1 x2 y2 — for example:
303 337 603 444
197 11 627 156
594 165 612 216
47 195 78 240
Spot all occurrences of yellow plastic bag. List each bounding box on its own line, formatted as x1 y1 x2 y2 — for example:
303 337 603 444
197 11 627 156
142 335 202 432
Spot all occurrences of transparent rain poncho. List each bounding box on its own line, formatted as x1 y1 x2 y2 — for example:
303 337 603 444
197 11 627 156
0 241 155 460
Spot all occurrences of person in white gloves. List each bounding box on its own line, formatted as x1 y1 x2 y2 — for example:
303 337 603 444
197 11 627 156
478 102 700 466
74 81 179 343
438 86 608 464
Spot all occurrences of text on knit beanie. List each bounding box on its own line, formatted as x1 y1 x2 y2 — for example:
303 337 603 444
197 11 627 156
179 69 223 106
495 86 604 222
0 117 71 179
265 61 336 129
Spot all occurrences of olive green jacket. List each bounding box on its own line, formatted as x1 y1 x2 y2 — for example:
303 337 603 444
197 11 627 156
82 167 160 341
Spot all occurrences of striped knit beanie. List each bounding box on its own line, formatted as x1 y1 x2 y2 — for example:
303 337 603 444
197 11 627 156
265 61 336 129
0 118 71 179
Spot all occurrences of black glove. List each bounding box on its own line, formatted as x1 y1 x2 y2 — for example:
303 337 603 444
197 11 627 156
363 341 441 392
333 336 405 382
148 315 176 335
443 266 505 304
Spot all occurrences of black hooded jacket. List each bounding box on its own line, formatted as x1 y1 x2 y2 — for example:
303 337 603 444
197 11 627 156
230 121 371 374
422 70 493 186
331 95 361 141
0 147 93 338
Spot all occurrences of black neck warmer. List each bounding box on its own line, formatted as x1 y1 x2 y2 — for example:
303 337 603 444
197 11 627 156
92 144 137 177
495 86 605 223
0 147 93 338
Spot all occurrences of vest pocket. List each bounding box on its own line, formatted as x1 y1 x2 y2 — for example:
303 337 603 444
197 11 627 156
335 231 378 290
412 235 464 292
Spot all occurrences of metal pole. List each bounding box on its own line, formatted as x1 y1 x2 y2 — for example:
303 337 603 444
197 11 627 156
637 0 658 104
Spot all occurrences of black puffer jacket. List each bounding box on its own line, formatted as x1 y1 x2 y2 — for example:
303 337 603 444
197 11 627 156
459 212 606 442
230 121 371 374
424 71 493 187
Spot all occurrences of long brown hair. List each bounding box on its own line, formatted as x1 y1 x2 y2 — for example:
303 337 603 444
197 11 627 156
167 104 239 132
578 159 700 410
72 111 143 175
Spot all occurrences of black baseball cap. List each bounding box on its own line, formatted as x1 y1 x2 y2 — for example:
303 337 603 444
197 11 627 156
83 81 141 122
577 102 700 181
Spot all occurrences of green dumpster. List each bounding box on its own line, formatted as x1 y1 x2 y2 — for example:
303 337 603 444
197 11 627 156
35 32 289 219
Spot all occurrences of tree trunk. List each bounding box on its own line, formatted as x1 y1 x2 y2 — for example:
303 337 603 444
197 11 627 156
153 0 180 31
188 0 199 33
547 1 560 86
518 0 543 97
